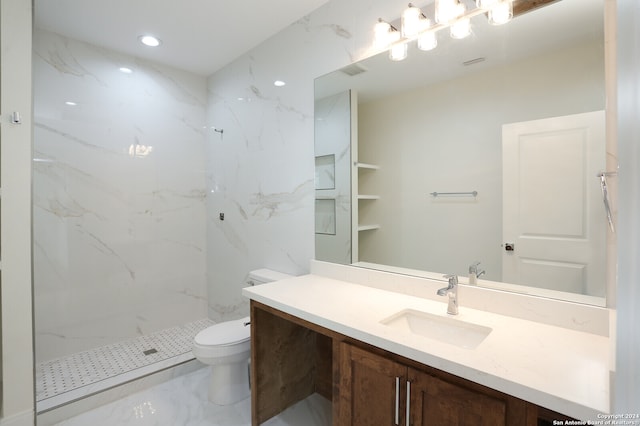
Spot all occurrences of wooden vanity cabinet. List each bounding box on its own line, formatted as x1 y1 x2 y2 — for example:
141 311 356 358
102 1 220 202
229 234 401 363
337 342 531 426
337 343 408 425
250 301 574 426
408 367 509 426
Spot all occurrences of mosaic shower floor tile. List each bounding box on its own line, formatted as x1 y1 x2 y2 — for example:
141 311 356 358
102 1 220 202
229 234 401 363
36 318 214 406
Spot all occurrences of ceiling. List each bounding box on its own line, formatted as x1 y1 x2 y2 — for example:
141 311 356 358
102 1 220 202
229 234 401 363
34 0 330 76
315 0 604 103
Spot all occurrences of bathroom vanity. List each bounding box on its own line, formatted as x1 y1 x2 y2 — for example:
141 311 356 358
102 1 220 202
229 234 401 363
243 262 611 425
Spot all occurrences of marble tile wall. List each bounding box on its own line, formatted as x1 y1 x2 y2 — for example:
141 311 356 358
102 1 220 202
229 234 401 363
204 0 408 321
33 29 209 362
32 0 416 353
314 91 352 265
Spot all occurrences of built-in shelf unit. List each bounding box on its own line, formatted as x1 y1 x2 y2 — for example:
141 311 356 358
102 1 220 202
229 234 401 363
349 91 383 262
351 121 381 261
355 163 380 227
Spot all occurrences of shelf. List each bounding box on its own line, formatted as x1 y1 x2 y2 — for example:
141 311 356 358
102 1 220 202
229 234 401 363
356 162 379 170
357 194 380 200
358 224 380 231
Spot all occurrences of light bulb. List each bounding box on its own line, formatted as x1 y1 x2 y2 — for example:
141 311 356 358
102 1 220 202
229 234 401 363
435 0 460 24
417 22 437 51
418 33 437 51
488 1 513 25
450 17 471 39
402 4 423 38
476 0 500 9
389 43 408 61
374 20 392 49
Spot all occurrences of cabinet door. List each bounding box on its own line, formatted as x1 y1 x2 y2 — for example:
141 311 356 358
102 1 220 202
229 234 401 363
408 368 507 426
338 343 407 426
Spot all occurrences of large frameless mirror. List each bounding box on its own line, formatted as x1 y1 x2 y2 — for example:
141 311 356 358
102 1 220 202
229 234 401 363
314 0 612 306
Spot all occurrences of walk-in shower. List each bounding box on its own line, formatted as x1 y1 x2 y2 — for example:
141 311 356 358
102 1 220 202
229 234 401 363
32 26 210 411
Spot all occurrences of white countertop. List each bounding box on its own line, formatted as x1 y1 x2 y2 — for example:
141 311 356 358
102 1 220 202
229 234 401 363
243 274 611 421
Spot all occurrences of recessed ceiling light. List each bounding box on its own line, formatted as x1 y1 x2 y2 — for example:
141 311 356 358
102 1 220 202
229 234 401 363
139 35 161 47
274 80 286 87
65 101 77 106
119 67 133 74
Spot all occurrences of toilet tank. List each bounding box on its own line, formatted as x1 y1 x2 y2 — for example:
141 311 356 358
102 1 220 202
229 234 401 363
246 269 294 286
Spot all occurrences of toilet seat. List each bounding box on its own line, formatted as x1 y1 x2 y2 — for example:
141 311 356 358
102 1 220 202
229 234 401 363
193 316 250 359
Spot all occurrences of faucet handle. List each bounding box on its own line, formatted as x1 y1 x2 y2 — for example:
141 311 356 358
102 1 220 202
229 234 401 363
443 274 458 286
469 261 481 273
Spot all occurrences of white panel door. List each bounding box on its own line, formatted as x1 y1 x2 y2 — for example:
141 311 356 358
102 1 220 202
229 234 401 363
502 111 606 296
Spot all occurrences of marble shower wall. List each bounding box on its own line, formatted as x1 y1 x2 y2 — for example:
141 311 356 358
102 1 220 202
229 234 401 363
205 0 408 321
33 30 208 362
314 91 352 265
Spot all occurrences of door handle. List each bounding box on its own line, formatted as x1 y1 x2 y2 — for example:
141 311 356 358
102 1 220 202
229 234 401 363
406 380 411 426
598 171 616 233
395 377 400 425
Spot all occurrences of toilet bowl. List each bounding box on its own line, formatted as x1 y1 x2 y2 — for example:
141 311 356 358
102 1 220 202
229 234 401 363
193 316 251 405
193 268 293 405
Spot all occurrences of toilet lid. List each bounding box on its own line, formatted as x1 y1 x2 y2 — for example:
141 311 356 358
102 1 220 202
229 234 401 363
194 316 250 346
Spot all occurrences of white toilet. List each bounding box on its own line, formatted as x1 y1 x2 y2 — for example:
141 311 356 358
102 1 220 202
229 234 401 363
192 269 293 405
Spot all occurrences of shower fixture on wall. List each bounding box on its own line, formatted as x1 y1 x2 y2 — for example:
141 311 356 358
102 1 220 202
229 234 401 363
374 0 514 61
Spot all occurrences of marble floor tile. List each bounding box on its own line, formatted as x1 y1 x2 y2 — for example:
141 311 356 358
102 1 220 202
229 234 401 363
262 394 331 426
48 367 332 426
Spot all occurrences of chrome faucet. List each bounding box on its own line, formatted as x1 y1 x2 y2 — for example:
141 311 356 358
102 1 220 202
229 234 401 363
468 262 485 285
437 274 459 315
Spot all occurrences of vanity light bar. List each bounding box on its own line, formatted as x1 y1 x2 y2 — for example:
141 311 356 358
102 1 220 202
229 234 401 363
376 0 514 61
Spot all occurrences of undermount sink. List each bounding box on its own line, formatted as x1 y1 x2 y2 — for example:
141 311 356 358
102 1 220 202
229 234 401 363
380 309 492 349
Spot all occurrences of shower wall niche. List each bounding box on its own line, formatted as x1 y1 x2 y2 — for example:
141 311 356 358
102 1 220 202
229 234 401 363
33 30 208 363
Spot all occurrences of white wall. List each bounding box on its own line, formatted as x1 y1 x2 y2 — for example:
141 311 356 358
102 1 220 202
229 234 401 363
0 0 35 424
32 30 208 362
614 0 640 413
358 40 605 286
